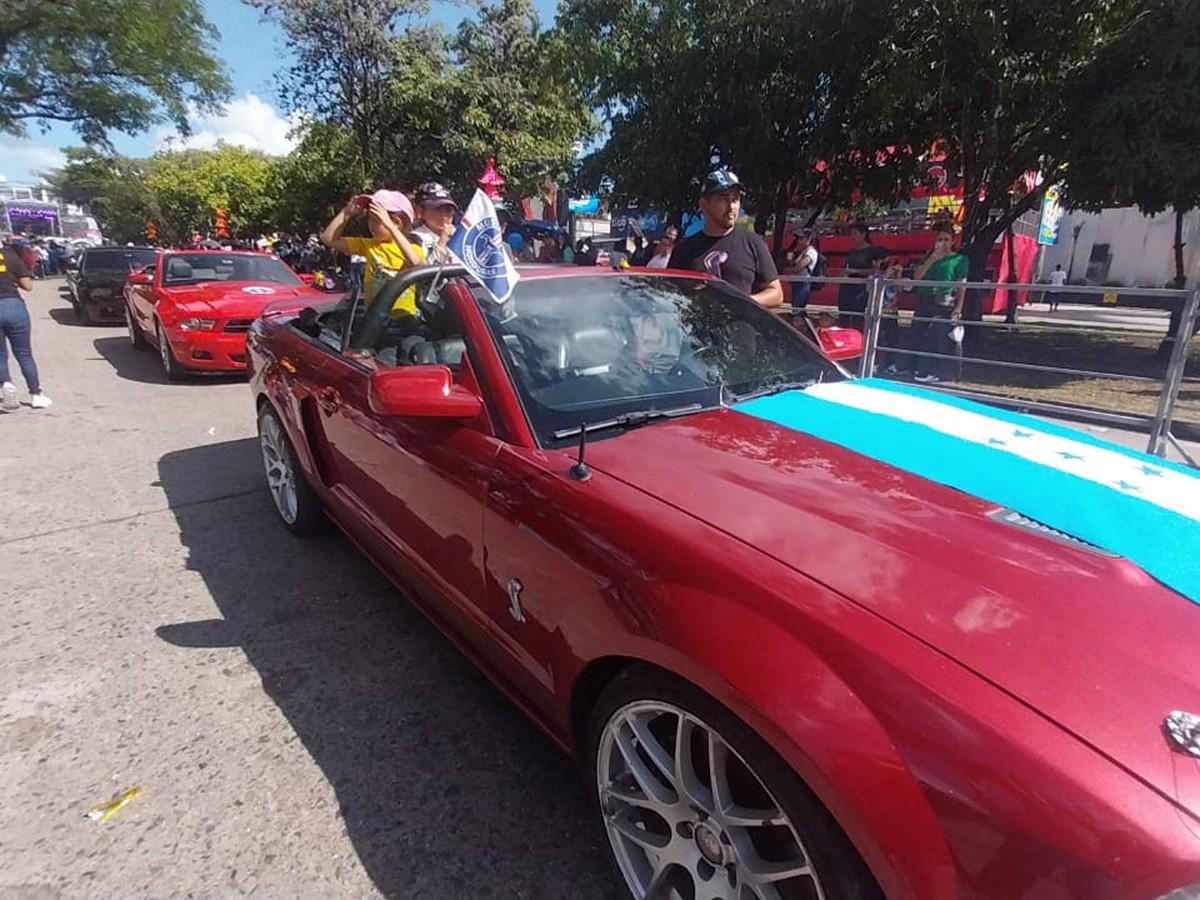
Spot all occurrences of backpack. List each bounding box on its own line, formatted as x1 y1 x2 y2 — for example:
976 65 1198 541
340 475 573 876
811 248 830 286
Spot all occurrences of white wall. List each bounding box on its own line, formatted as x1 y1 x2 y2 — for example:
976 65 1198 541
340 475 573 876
1039 206 1200 288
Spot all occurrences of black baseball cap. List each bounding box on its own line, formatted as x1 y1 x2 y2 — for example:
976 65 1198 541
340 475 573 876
701 168 746 197
414 182 457 208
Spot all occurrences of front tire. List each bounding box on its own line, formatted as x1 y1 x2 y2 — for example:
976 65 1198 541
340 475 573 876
258 404 326 536
156 320 186 381
588 668 883 900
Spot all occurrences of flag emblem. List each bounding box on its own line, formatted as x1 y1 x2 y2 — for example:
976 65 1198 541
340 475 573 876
447 188 520 304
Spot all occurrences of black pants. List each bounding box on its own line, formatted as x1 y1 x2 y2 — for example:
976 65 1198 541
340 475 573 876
910 297 955 379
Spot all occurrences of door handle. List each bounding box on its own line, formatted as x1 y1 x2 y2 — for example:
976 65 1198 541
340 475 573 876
317 386 341 415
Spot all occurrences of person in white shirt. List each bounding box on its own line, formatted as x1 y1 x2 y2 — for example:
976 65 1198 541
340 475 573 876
412 182 458 264
1047 264 1067 311
788 228 819 310
646 225 679 268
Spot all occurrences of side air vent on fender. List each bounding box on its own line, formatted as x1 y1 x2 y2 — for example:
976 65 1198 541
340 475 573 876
987 508 1118 557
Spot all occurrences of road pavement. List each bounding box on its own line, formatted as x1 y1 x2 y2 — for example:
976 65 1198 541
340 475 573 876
0 278 619 900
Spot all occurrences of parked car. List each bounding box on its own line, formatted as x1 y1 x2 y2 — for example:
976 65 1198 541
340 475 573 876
68 245 159 323
124 250 324 380
248 264 1200 900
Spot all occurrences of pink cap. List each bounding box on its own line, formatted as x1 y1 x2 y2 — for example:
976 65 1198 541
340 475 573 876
371 189 413 219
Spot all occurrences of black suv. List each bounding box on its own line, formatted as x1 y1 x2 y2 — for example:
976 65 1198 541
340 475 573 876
69 246 159 324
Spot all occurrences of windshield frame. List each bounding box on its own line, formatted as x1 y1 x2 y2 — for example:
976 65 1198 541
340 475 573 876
160 252 304 288
81 248 158 275
474 272 843 448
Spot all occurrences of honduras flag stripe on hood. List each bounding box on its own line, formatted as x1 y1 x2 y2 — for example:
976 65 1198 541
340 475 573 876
734 378 1200 603
447 189 520 304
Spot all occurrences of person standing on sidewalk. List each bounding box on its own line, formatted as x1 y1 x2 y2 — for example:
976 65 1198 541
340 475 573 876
1047 264 1067 311
910 222 968 384
0 240 52 411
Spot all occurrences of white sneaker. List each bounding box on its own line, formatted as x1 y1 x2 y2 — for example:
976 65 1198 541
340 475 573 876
30 392 53 409
1 382 17 412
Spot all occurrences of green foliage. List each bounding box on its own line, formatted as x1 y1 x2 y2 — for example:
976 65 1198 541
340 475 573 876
146 144 276 238
553 0 926 241
42 147 162 244
252 0 593 204
1062 0 1200 217
269 121 366 234
0 0 231 143
886 0 1138 263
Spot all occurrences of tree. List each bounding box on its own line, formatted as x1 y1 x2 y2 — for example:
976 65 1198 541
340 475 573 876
1060 0 1200 354
552 0 925 247
246 0 427 177
43 147 162 243
893 0 1137 273
446 0 595 198
1 0 230 144
269 121 365 234
146 144 276 238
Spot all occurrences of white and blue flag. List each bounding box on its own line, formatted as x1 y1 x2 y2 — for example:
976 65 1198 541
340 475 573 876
447 188 520 304
734 379 1200 603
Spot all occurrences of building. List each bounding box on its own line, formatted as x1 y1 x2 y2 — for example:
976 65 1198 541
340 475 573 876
0 180 102 243
1037 206 1200 289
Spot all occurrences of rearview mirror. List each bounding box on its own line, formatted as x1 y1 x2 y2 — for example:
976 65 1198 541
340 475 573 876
817 325 863 362
368 365 482 419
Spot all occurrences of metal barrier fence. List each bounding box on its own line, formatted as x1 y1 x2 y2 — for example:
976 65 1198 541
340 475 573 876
778 274 1200 465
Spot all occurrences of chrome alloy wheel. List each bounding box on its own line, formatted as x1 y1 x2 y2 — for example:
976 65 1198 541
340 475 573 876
126 303 138 346
158 322 172 373
597 701 826 900
260 413 298 524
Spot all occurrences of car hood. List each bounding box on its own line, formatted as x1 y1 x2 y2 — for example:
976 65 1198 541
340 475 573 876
585 405 1200 815
164 281 324 318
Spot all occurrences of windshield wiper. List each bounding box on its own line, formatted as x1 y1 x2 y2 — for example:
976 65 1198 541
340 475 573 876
553 402 713 440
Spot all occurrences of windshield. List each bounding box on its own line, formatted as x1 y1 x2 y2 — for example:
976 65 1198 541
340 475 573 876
162 253 302 287
82 248 157 273
476 274 842 446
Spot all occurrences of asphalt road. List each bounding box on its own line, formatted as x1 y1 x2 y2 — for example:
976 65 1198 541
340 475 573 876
0 278 620 900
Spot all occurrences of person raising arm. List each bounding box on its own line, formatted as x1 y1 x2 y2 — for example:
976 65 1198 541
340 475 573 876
321 189 426 315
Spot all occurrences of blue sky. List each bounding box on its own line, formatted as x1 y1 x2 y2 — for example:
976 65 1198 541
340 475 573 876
0 0 558 184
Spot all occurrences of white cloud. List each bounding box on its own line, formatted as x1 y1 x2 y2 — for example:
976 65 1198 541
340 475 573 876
0 136 67 183
153 92 302 157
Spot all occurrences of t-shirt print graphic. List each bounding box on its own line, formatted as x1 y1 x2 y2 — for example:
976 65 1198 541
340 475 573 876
703 250 729 278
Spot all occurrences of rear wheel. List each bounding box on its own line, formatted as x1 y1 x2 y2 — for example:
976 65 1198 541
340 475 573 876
258 404 326 536
588 668 883 900
126 303 149 349
156 320 186 381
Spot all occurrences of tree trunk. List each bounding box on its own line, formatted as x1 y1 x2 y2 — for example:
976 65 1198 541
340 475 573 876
771 189 789 261
1004 225 1019 325
1158 206 1194 360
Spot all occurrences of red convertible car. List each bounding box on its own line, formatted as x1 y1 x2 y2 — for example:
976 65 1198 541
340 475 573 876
247 265 1200 900
124 250 324 380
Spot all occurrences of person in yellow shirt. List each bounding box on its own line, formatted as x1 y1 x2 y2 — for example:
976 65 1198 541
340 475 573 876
320 189 426 315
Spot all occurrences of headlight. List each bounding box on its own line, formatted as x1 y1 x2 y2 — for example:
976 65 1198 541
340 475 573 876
178 318 216 331
1158 888 1200 899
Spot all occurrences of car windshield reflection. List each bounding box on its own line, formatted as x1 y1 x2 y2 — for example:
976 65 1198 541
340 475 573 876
476 274 842 446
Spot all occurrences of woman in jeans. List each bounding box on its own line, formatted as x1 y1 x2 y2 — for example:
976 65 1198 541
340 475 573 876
0 241 51 411
910 222 968 384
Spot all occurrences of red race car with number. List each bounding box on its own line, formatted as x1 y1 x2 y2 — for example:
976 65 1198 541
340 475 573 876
124 250 325 380
247 265 1200 900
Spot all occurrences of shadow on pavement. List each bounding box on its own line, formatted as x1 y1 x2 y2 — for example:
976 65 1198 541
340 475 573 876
92 336 246 386
155 438 617 899
46 307 101 328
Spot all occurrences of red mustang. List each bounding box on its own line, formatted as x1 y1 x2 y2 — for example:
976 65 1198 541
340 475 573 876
247 265 1200 900
124 250 324 379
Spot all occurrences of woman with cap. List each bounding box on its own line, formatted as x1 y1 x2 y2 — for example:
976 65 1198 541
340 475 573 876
412 182 458 264
320 189 425 315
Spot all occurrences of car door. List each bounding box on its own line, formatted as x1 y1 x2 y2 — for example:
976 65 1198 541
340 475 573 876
304 275 504 653
128 261 159 331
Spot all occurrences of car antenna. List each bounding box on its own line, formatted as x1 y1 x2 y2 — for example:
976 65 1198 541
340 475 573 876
569 423 592 481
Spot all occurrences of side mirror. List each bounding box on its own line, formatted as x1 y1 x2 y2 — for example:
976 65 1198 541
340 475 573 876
127 270 152 285
298 273 315 285
817 325 863 362
368 365 482 419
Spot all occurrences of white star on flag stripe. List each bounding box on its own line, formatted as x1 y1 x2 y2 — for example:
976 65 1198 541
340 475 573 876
805 382 1200 523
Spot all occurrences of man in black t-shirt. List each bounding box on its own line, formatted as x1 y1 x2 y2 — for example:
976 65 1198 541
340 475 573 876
837 221 889 327
667 170 782 308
